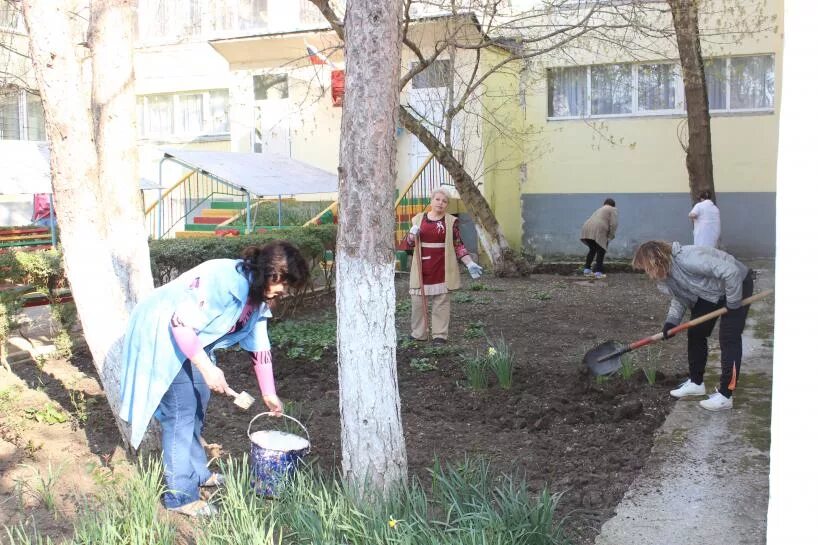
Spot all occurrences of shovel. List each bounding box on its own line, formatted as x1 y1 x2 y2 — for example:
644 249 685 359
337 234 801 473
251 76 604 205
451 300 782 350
584 289 773 376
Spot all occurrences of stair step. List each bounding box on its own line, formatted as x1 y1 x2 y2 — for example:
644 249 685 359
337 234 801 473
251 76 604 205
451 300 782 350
176 231 216 238
184 224 220 231
210 201 246 210
193 216 231 224
201 209 238 218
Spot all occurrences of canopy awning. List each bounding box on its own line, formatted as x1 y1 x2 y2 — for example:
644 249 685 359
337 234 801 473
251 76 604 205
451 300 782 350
0 141 52 194
161 149 338 197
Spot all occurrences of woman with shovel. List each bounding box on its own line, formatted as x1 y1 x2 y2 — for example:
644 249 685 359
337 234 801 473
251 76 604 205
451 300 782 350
405 187 483 344
119 241 309 516
631 240 753 411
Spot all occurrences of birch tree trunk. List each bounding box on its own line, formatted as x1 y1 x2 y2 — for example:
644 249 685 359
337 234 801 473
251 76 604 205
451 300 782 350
22 0 154 448
669 0 716 204
336 0 407 493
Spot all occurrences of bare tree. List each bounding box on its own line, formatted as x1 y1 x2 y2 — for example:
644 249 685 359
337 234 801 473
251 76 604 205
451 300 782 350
335 0 408 493
21 0 154 448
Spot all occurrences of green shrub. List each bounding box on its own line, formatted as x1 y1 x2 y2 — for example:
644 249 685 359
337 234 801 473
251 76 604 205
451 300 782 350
149 225 336 285
232 200 335 228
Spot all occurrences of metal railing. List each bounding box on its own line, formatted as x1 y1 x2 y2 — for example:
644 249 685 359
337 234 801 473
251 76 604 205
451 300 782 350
144 170 247 239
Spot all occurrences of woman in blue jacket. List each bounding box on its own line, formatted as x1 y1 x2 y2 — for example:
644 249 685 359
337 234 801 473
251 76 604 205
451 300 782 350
119 241 309 516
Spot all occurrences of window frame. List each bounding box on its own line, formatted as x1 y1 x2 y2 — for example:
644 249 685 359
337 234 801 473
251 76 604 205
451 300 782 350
137 88 230 141
546 54 775 121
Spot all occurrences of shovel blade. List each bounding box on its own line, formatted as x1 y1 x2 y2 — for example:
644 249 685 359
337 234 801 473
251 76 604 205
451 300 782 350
584 340 623 376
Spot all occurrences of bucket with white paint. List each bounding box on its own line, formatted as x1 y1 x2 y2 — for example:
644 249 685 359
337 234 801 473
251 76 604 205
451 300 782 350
247 413 310 497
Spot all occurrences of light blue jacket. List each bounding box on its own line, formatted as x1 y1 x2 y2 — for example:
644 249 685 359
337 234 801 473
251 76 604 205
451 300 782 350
118 259 272 448
658 242 749 325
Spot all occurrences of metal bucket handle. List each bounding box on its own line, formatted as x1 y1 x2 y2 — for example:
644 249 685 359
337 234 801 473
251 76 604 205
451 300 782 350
247 413 311 454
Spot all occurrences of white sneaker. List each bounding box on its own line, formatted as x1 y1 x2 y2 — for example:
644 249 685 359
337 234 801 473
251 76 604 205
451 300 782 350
594 272 606 279
669 379 706 398
583 268 593 276
699 390 733 411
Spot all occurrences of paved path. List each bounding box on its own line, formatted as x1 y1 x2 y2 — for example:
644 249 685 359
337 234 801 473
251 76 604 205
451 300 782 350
595 264 774 545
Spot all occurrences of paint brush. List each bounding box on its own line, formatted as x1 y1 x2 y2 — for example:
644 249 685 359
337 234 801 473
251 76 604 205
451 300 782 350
226 387 255 410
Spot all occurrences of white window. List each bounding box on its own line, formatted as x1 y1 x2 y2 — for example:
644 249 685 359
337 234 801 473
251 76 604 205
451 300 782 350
547 66 587 117
729 55 775 110
25 93 45 141
591 64 632 115
237 0 267 31
638 63 680 112
137 89 230 140
411 60 452 89
548 54 774 119
0 89 20 140
704 58 727 110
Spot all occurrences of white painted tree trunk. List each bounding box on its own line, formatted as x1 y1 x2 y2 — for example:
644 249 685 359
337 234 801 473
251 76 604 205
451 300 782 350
22 0 153 448
336 0 407 493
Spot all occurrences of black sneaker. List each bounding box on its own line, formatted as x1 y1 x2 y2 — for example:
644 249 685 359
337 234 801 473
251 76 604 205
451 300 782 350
431 337 447 345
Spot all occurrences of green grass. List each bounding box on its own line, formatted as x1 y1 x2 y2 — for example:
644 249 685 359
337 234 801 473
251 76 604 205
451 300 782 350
269 315 336 361
15 461 65 514
464 321 486 339
410 357 438 372
486 337 514 389
462 351 490 390
531 291 552 301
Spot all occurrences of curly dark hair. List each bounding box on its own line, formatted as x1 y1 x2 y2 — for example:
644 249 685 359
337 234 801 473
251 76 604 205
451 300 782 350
238 241 310 305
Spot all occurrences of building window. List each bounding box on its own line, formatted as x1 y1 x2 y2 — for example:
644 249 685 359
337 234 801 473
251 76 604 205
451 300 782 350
138 89 229 140
0 87 46 141
253 74 288 100
299 0 325 26
411 60 452 89
638 63 679 112
237 0 267 31
591 64 632 115
729 55 775 110
548 66 586 117
547 54 774 119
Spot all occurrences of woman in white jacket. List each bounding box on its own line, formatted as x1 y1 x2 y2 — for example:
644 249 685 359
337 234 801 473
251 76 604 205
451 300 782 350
688 190 721 247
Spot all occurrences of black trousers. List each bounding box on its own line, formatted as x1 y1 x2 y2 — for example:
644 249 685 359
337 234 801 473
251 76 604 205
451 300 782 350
581 239 606 273
687 271 754 398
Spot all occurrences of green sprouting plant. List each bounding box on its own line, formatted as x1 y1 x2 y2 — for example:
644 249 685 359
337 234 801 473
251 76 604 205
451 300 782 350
398 336 419 349
462 352 489 390
469 283 488 291
486 336 514 389
452 292 476 304
23 403 68 425
595 374 610 385
3 522 54 545
69 390 89 425
72 457 175 545
16 462 65 514
269 315 335 361
619 353 636 380
532 291 552 301
410 357 438 372
395 299 411 316
464 321 485 339
422 344 454 357
643 367 657 385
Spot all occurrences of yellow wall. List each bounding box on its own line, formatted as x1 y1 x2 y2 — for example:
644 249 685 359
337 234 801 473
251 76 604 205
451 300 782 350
482 0 783 248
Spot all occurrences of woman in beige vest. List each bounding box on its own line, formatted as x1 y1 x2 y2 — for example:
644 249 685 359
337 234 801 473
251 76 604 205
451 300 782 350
580 198 618 279
405 188 483 344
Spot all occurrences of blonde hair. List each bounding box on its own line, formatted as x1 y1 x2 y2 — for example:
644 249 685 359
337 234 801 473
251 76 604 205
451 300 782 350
430 187 450 201
632 240 673 280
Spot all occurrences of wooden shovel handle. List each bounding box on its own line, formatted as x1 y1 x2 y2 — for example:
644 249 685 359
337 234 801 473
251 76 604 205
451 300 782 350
630 288 774 350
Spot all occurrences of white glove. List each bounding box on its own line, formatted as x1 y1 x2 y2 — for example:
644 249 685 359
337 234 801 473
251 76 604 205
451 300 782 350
467 262 483 279
409 225 420 236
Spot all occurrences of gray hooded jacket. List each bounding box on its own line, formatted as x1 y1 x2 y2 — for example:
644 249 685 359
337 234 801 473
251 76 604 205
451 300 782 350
658 242 749 325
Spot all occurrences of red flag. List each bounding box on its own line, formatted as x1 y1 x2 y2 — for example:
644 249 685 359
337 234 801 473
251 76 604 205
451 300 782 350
306 43 327 65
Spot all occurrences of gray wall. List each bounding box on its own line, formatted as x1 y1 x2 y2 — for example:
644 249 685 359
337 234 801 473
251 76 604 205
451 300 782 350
522 192 776 259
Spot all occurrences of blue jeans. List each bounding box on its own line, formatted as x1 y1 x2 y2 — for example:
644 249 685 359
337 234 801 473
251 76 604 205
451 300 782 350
155 361 213 508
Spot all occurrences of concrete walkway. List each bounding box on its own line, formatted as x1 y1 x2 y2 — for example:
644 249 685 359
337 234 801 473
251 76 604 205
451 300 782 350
595 264 774 545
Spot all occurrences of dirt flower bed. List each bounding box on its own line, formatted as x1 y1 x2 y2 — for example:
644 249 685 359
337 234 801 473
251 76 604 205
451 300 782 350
1 271 688 544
